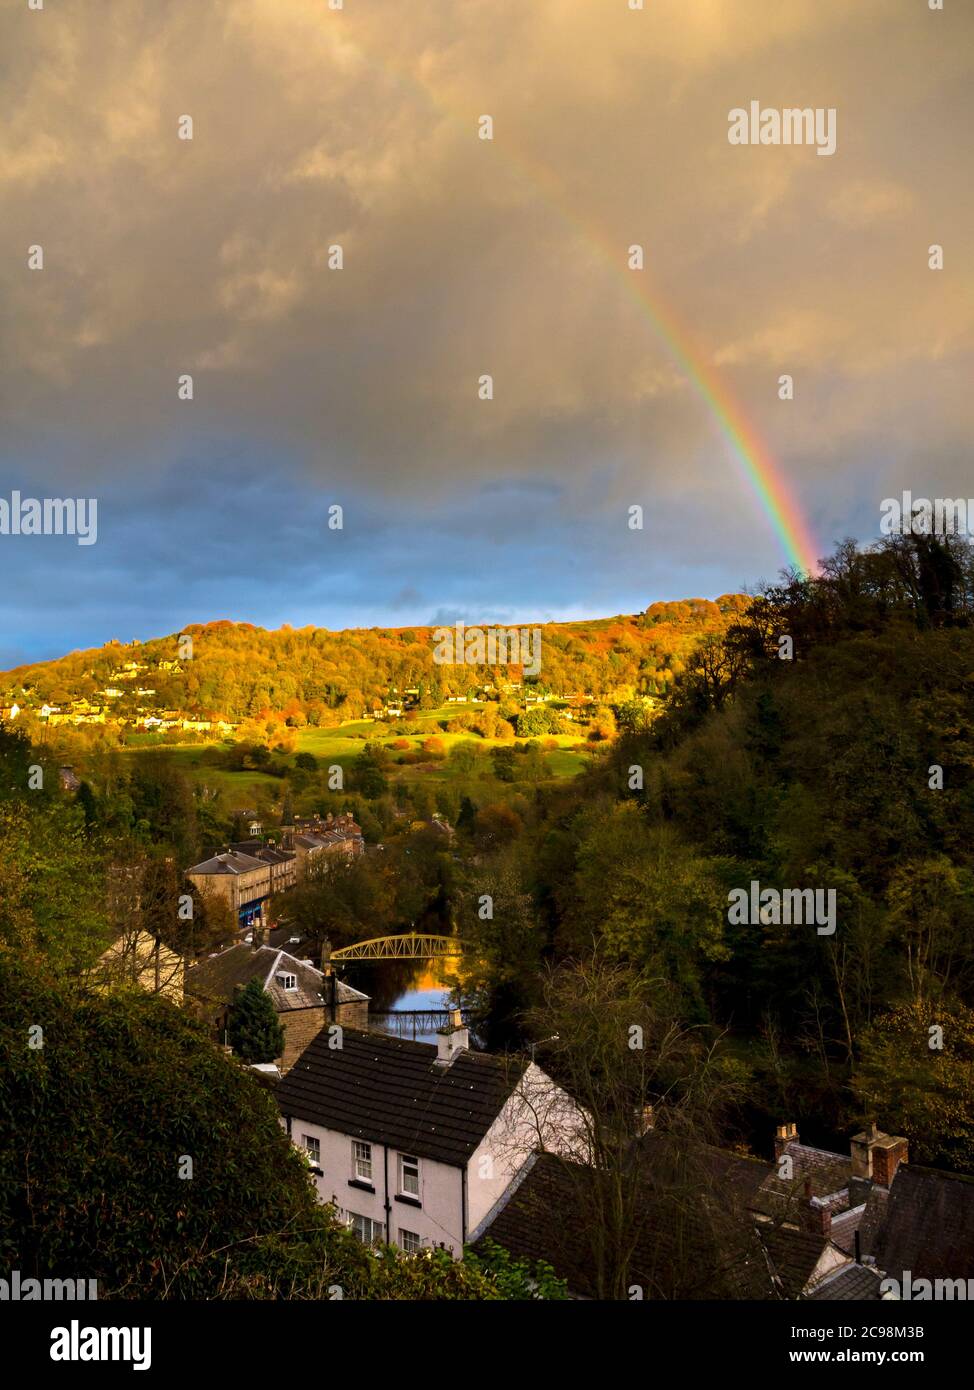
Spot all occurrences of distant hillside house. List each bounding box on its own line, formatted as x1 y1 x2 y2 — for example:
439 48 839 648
275 1016 578 1256
184 944 369 1071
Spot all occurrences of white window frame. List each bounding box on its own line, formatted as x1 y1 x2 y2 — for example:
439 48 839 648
352 1140 373 1182
349 1212 383 1246
277 972 297 991
399 1153 420 1198
302 1134 320 1164
399 1228 422 1253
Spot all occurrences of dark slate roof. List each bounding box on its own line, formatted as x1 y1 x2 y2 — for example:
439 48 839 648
185 945 368 1013
757 1225 831 1299
762 1142 852 1203
698 1145 774 1208
805 1263 883 1301
873 1165 974 1282
266 927 317 959
473 1150 777 1300
228 842 295 864
637 1130 774 1211
186 849 267 875
829 1202 867 1256
857 1184 889 1261
275 1027 526 1167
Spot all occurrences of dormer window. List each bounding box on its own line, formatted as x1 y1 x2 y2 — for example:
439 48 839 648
277 972 297 991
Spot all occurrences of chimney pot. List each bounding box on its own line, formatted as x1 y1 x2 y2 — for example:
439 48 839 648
774 1121 799 1160
435 1012 469 1066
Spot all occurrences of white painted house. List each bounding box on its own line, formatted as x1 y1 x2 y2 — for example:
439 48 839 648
275 1013 579 1255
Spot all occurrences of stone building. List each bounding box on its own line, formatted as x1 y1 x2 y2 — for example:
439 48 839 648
184 943 369 1071
185 849 275 932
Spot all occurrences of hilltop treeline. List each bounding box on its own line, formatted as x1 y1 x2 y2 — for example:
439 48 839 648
462 534 974 1170
1 598 747 722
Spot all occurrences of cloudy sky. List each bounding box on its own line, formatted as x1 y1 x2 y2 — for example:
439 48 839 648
1 0 972 666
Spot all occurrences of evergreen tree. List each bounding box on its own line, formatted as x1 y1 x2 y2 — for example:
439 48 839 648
227 977 284 1063
456 795 478 835
77 780 98 828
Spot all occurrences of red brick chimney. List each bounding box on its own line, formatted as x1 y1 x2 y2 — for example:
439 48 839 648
871 1135 909 1188
850 1124 908 1187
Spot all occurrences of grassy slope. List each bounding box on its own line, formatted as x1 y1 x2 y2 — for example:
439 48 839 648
118 708 593 805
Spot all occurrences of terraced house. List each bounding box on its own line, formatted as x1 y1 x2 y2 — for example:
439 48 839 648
186 848 275 933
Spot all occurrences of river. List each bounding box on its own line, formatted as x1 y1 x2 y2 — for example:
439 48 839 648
339 955 463 1045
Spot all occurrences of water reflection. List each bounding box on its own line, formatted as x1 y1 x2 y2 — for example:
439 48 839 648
339 956 468 1045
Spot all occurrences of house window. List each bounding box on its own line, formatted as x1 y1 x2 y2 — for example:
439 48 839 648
277 972 297 991
399 1229 422 1253
352 1140 372 1181
348 1212 384 1246
303 1135 320 1164
399 1154 420 1198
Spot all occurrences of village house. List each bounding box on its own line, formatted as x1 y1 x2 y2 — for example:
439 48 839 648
93 929 185 1004
870 1163 974 1293
186 849 274 933
469 1118 969 1300
275 1014 579 1255
227 841 298 895
470 1148 780 1300
186 815 362 934
184 943 369 1070
283 812 365 877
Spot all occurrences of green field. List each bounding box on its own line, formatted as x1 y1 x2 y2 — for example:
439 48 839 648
116 710 592 808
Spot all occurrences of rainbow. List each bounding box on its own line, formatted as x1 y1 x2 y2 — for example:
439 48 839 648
333 32 820 576
604 232 821 576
